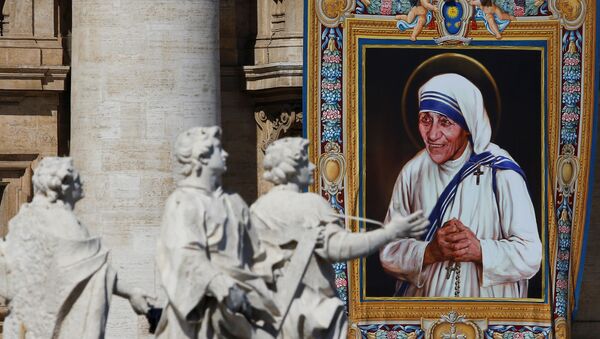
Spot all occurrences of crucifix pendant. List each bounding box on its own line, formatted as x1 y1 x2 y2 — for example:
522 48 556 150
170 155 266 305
473 165 484 185
445 263 456 279
445 262 461 297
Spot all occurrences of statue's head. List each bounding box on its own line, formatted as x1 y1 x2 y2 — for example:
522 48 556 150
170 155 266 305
32 157 83 206
174 126 228 179
263 137 315 188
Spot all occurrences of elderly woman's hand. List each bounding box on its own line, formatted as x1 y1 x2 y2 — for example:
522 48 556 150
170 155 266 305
445 221 482 264
423 219 460 266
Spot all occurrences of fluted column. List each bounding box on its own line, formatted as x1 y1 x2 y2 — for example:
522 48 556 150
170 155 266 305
70 1 220 337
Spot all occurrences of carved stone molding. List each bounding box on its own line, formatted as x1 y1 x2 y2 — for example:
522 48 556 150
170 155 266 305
2 0 56 38
0 66 70 91
255 105 303 196
244 62 303 91
255 107 302 153
249 1 305 196
248 0 303 92
271 0 286 32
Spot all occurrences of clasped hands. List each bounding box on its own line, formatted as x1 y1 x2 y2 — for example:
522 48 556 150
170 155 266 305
423 218 482 266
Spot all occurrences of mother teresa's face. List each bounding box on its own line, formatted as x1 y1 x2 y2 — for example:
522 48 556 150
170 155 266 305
418 112 470 164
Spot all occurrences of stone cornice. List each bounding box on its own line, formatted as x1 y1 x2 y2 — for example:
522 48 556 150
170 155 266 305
243 62 302 91
0 37 63 49
0 65 70 91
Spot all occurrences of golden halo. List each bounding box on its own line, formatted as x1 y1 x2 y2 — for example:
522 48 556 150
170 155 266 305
401 53 502 149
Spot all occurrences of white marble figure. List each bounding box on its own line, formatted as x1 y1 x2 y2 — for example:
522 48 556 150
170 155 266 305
155 126 279 339
0 157 153 339
250 137 429 338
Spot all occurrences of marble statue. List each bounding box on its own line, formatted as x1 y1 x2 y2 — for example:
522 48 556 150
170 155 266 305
250 137 429 338
0 157 153 339
155 126 279 339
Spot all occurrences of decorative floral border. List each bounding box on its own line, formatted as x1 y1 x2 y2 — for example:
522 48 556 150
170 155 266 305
553 29 583 320
485 325 552 339
319 26 350 307
356 323 552 338
358 324 425 339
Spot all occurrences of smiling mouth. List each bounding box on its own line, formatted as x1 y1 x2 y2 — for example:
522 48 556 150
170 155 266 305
428 143 445 149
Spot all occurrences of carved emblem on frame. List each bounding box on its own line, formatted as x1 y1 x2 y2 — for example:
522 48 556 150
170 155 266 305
556 144 579 196
548 0 586 30
434 0 474 45
424 311 485 339
316 0 355 27
319 142 346 197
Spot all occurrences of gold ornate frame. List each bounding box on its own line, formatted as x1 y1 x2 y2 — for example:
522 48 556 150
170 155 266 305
305 0 597 337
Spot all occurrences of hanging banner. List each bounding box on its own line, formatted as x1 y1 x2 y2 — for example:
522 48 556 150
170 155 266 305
304 0 598 337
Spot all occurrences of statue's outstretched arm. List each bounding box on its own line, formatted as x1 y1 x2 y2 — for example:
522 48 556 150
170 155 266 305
321 211 429 262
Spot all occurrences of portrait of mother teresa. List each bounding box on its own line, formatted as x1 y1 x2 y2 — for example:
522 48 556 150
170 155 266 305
380 73 542 298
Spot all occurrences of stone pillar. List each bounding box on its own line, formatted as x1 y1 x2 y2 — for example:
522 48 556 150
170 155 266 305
70 1 220 337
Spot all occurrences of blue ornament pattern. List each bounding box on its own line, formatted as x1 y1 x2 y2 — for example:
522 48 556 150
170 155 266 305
359 324 424 339
320 28 349 309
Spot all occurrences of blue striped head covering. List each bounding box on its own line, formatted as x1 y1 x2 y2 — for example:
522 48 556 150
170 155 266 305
418 73 492 154
419 90 469 133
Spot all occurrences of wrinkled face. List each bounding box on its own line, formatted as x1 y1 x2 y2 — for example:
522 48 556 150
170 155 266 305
204 139 228 173
418 111 469 164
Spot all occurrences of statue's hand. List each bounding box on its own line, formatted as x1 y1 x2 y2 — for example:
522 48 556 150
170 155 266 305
128 288 154 315
386 210 429 239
